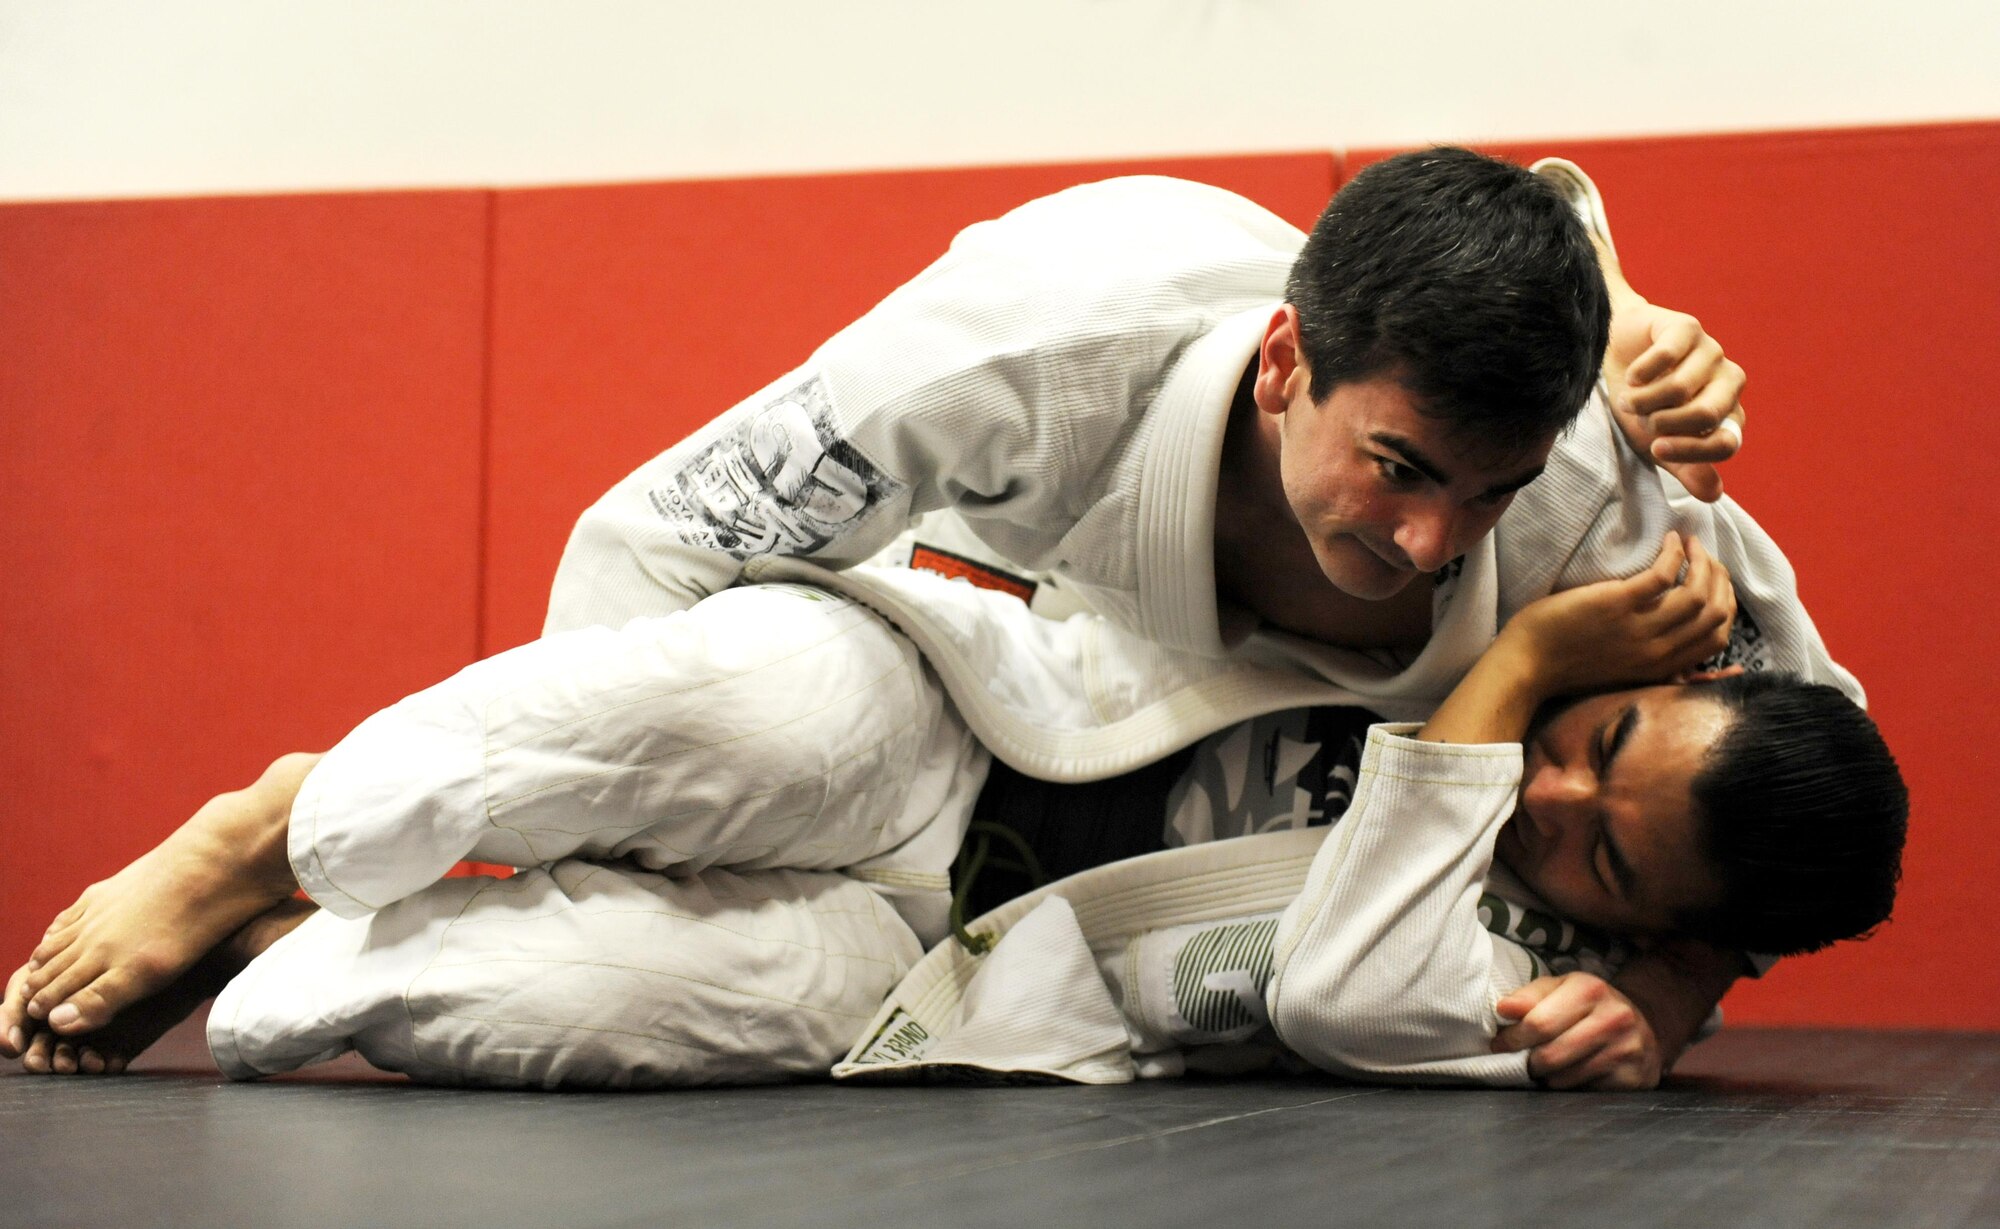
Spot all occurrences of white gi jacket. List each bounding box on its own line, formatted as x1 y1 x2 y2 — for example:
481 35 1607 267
549 175 1858 771
543 176 1859 1086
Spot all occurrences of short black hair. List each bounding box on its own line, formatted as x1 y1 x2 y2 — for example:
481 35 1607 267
1284 146 1611 457
1680 673 1909 956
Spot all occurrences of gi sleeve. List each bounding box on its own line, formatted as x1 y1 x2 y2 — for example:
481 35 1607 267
1265 724 1541 1087
1494 393 1863 707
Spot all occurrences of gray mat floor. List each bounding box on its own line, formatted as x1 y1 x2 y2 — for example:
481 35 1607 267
5 1015 1997 1229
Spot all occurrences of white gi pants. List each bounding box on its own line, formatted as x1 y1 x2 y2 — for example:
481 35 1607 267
206 585 988 1088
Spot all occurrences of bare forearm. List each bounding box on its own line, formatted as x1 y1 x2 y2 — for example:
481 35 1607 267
1417 635 1546 747
1592 231 1646 317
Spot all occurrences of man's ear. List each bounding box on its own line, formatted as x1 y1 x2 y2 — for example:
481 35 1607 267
1253 305 1310 417
1678 664 1747 684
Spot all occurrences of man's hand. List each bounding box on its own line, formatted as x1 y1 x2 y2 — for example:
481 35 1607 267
1417 532 1732 749
1493 940 1748 1091
1501 531 1736 696
1493 972 1662 1090
1603 298 1747 503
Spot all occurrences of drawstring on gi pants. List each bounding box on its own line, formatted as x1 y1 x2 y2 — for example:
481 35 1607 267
948 820 1049 954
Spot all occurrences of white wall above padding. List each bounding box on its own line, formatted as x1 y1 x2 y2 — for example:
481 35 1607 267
2 0 1996 200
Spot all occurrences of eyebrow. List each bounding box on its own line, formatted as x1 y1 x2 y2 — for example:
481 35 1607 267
1600 705 1642 898
1367 431 1547 499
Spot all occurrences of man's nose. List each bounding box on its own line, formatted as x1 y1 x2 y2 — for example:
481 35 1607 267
1526 765 1594 823
1393 502 1460 573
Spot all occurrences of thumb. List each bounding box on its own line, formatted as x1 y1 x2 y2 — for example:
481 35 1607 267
1621 532 1685 603
1496 976 1562 1022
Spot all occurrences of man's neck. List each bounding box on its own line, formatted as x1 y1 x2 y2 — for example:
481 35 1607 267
1213 361 1434 651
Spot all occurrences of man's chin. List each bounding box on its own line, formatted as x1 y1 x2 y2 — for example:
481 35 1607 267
1321 550 1419 601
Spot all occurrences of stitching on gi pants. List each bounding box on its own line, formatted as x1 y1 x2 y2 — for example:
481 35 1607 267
479 598 878 757
421 901 904 971
489 702 922 865
557 862 887 919
416 955 885 1015
483 653 909 813
402 874 502 1080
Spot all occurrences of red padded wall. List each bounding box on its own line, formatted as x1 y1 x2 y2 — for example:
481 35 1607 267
0 193 490 971
482 154 1338 651
6 125 1993 1035
1355 124 2000 1027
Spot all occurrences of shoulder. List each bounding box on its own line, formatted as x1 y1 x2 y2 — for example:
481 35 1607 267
951 176 1308 270
1492 394 1668 619
834 177 1295 386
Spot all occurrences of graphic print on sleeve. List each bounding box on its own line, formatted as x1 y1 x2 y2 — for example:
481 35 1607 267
647 375 905 560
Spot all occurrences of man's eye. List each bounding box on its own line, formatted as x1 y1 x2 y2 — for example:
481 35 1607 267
1593 840 1616 895
1376 457 1420 485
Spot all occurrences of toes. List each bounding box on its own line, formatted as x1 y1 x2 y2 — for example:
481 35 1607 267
37 908 86 951
0 972 28 1055
52 1041 77 1075
30 923 81 967
48 967 148 1035
23 1031 53 1073
46 899 86 935
79 1048 107 1075
50 986 108 1034
23 944 82 1000
106 1054 130 1075
27 953 103 1023
44 901 86 936
1 995 26 1055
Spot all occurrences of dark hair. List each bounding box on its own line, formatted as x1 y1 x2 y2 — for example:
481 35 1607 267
1284 146 1610 457
1680 673 1909 956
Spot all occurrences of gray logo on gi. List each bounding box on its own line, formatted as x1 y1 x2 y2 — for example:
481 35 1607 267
650 374 902 560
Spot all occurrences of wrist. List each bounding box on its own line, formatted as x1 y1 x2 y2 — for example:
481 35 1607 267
1419 632 1553 746
1613 943 1742 1069
1598 242 1642 308
1489 621 1568 703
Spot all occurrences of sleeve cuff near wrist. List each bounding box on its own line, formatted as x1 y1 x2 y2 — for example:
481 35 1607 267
1359 722 1525 788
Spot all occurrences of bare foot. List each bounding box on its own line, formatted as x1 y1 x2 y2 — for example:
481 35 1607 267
19 898 318 1076
2 962 36 1059
19 753 321 1038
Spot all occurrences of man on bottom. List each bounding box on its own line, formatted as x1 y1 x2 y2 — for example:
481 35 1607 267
2 534 1905 1089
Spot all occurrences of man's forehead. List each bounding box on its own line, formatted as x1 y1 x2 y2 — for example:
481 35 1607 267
1614 689 1733 913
